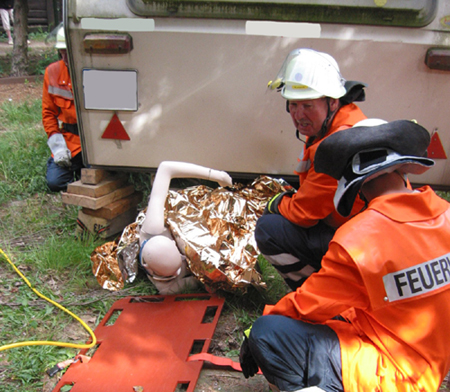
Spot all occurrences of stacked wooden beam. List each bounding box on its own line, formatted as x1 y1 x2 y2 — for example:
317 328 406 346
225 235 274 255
61 169 143 239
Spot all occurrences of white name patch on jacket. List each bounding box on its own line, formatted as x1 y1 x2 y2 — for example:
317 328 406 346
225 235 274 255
383 253 450 302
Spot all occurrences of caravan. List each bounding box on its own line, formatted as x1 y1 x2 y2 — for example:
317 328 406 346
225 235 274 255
64 0 450 187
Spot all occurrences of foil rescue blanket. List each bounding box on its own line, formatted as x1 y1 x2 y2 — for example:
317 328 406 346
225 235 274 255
90 176 291 292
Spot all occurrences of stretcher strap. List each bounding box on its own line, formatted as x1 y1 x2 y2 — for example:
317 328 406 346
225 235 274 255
187 353 263 374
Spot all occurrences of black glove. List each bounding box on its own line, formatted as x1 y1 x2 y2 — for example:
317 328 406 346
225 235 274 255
239 335 259 379
264 191 294 215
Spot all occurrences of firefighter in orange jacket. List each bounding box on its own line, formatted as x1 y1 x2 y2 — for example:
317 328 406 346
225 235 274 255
43 26 83 192
255 49 368 290
241 119 450 392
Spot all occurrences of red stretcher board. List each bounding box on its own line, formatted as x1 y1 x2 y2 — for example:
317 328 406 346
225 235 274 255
52 294 224 392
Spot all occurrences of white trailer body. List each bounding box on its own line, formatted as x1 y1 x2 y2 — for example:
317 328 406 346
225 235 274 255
65 0 450 186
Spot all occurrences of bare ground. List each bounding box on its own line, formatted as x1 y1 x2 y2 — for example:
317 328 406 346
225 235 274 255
0 77 43 105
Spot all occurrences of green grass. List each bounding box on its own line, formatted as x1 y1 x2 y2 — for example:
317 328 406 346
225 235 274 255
32 49 59 76
28 28 52 42
0 99 48 203
438 191 450 203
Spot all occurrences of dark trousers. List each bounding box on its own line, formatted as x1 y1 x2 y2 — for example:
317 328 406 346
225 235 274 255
249 315 344 392
255 214 335 290
46 152 84 192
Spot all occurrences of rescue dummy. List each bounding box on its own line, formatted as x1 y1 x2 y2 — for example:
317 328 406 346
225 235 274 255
241 119 450 392
138 161 232 295
42 25 83 192
255 48 368 290
90 169 282 293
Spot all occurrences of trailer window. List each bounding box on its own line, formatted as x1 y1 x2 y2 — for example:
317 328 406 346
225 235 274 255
126 0 437 27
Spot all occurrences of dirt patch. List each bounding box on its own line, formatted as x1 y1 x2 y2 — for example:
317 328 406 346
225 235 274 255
0 77 43 105
195 310 270 391
0 194 66 249
208 311 241 356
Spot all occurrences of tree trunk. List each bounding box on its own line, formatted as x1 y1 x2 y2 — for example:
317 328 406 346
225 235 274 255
11 0 29 77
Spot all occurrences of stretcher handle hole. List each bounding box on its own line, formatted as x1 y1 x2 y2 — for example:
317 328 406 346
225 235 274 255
202 306 218 324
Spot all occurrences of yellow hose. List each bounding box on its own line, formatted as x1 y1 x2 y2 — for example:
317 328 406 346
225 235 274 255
0 247 97 351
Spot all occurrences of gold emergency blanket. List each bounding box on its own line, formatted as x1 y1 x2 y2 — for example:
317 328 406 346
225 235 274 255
90 240 123 291
91 176 290 292
90 212 146 291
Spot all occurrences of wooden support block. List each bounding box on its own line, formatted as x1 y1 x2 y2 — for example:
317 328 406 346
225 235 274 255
67 177 127 198
76 208 138 239
81 168 111 185
62 185 135 209
82 192 143 220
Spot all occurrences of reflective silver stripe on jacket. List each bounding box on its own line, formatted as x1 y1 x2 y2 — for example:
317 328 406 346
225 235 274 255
295 150 311 173
48 85 73 99
296 160 311 173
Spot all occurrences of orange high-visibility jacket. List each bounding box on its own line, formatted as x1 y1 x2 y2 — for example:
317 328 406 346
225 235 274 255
42 60 80 157
266 186 450 392
278 103 367 228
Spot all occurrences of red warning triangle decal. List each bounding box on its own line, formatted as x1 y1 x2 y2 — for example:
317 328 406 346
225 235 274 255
427 131 447 159
101 113 130 140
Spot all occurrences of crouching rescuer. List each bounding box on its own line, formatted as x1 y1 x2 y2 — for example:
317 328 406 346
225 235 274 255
255 48 368 290
43 25 84 192
240 119 450 391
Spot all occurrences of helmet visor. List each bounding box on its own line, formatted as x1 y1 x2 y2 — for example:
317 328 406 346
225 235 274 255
352 148 434 176
267 49 301 91
334 148 434 216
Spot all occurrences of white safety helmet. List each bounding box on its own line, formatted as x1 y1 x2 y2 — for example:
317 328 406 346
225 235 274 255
140 235 182 281
55 26 66 50
268 48 347 100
